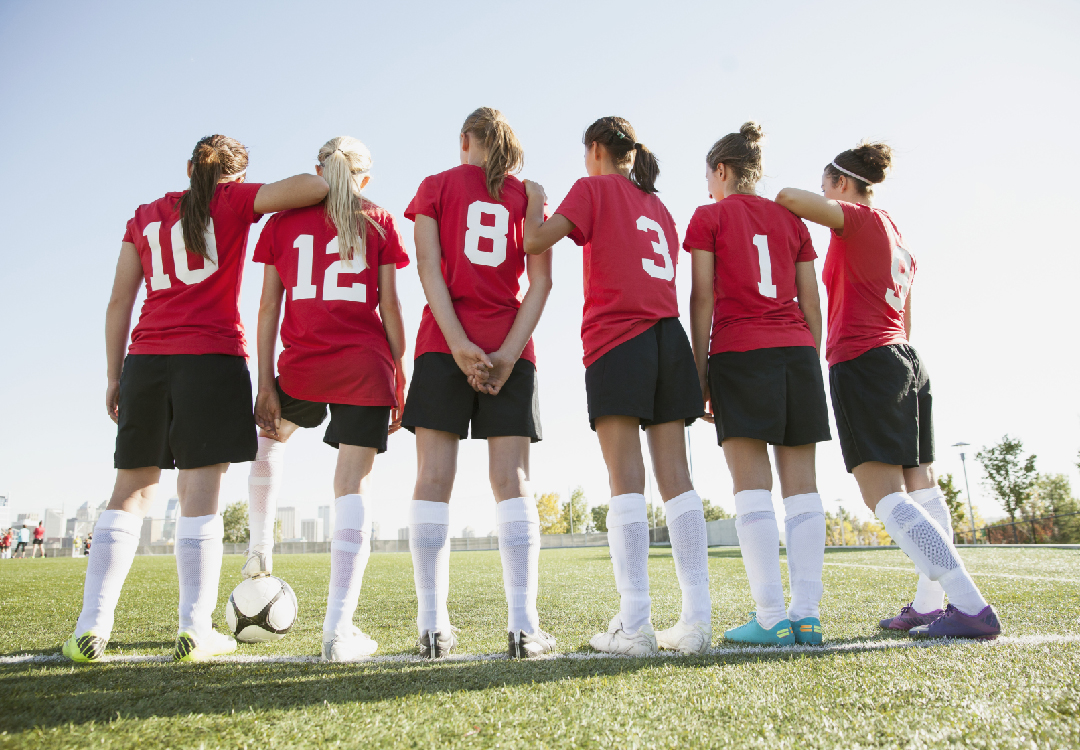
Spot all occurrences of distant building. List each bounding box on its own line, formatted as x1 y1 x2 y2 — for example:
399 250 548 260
0 496 9 531
371 521 380 541
44 508 64 540
16 512 41 528
461 526 476 539
398 527 409 541
141 517 165 547
300 518 320 543
162 497 179 543
317 505 332 541
277 507 297 541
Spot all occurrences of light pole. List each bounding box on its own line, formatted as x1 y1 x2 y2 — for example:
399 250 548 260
952 442 978 544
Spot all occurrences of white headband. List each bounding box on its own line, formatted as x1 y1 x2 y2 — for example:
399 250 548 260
830 161 873 184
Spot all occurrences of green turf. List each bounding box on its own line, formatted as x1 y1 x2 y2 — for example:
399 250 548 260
1 546 1078 749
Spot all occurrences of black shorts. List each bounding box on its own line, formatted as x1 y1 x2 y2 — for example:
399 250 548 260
276 380 391 452
33 539 43 546
585 318 705 431
401 352 541 442
709 346 831 447
115 354 257 470
829 343 934 473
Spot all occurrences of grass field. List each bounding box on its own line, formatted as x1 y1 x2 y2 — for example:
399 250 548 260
1 546 1078 749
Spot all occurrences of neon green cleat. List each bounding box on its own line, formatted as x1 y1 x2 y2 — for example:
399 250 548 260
790 617 824 644
173 628 237 662
723 613 796 645
62 631 108 663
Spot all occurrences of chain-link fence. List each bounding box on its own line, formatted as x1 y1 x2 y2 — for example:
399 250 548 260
955 511 1080 545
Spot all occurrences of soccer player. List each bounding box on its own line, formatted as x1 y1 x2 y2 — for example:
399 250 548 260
686 122 830 646
31 522 45 558
62 135 328 663
401 108 555 659
777 143 1001 638
523 117 712 656
247 136 409 662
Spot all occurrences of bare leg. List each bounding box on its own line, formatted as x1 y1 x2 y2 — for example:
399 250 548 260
721 437 773 495
413 427 459 504
488 436 531 502
645 421 694 501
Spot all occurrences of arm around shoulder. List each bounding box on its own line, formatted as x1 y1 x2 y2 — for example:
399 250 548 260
253 174 329 215
776 188 845 230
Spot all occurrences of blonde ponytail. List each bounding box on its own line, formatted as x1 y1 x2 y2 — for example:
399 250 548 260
461 107 524 201
317 136 384 263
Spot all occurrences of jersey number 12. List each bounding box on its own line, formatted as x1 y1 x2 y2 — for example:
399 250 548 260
292 234 367 303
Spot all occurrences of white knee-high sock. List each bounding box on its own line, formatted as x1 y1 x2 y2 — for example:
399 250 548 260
75 509 142 638
248 437 285 555
783 493 826 621
663 490 711 626
606 493 651 634
909 487 951 613
496 496 540 635
323 494 372 639
176 514 225 639
409 500 450 636
876 492 988 615
734 489 787 629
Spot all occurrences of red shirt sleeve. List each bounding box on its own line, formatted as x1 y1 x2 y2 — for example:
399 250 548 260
682 205 717 253
554 179 593 246
835 201 870 240
122 219 135 244
221 181 265 224
374 211 410 269
795 219 817 262
404 175 440 222
252 214 279 265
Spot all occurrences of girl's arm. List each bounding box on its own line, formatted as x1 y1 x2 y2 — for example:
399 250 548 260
104 242 145 423
378 263 408 432
475 249 553 396
689 249 716 423
414 215 493 379
794 260 823 351
775 188 845 230
523 180 575 254
253 174 330 215
254 266 286 437
905 289 913 340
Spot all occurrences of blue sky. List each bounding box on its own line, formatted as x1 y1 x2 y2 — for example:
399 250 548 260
1 0 1078 536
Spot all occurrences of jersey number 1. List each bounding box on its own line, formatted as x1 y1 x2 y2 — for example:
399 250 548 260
292 235 367 303
752 235 778 298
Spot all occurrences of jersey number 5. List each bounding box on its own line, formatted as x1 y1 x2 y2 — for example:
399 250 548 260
885 243 914 312
638 216 674 281
143 221 219 291
292 234 367 303
463 201 510 267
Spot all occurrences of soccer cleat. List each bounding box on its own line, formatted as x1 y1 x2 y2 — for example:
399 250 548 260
656 619 712 655
508 629 557 659
174 628 238 662
879 603 943 631
589 615 658 656
241 549 272 580
62 631 108 663
723 613 796 645
908 604 1001 640
322 627 378 662
790 617 824 645
417 629 457 659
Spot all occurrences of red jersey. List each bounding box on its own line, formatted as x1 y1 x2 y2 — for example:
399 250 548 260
122 182 264 356
34 527 44 541
683 195 817 354
555 174 681 366
253 202 410 407
823 201 915 366
404 165 535 363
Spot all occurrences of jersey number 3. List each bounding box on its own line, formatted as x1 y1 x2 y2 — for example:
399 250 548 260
638 216 674 281
292 235 367 303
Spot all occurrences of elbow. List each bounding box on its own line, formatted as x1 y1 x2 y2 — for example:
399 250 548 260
310 175 330 201
523 236 546 255
775 188 794 208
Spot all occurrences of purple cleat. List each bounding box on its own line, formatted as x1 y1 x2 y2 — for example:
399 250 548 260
908 604 1001 640
879 603 944 631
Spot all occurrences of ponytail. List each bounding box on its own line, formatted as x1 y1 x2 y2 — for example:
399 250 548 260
825 141 893 196
177 135 248 262
461 107 524 201
706 121 764 194
317 136 384 263
582 116 659 193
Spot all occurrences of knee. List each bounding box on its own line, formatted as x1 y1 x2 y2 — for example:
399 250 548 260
414 470 454 504
489 470 525 502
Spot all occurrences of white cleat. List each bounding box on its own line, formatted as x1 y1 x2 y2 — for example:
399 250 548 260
322 626 378 662
508 629 557 658
656 618 712 655
174 628 237 662
241 549 272 579
589 615 658 656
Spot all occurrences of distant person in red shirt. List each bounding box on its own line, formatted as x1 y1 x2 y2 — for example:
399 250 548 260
63 134 329 665
402 108 554 660
31 522 45 558
0 529 9 559
686 122 829 647
524 117 711 657
778 142 999 639
249 135 409 663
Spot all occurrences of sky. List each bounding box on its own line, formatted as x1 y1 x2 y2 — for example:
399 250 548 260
1 0 1078 539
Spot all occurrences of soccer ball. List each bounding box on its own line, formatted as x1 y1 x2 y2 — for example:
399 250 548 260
225 575 298 643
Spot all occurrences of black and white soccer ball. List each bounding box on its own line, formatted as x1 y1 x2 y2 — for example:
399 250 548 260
225 575 298 643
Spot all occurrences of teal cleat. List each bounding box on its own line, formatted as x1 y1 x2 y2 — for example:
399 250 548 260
723 613 796 645
789 617 824 644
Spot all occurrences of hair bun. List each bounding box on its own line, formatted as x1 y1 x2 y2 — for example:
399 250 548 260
739 121 764 145
852 141 892 181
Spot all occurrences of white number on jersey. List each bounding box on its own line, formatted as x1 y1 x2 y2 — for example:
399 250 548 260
638 216 674 281
292 234 367 303
463 201 510 267
752 234 778 298
885 243 914 312
142 220 219 291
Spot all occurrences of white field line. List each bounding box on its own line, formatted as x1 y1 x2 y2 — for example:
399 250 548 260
3 633 1078 667
823 561 1080 583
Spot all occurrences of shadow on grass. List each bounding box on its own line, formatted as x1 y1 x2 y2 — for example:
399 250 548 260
0 641 176 659
0 636 971 733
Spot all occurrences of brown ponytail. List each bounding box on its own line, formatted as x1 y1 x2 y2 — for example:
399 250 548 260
177 135 249 261
582 116 659 193
706 121 764 194
824 141 893 195
461 107 524 201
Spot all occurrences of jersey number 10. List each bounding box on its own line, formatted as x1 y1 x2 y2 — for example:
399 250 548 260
143 221 218 290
